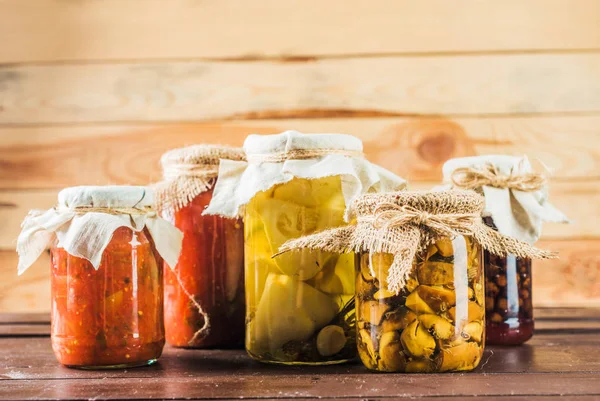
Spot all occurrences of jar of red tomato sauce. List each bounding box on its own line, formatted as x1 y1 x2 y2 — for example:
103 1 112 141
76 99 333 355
154 145 246 348
17 186 183 369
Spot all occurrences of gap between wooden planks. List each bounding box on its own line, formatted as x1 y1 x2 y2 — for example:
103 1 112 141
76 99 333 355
0 0 599 63
1 115 599 187
1 53 600 124
1 239 598 313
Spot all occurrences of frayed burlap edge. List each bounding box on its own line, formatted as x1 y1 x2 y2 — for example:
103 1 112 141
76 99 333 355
154 145 245 214
278 190 556 294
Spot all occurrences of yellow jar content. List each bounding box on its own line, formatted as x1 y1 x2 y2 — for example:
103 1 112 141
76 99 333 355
356 237 484 373
244 176 356 365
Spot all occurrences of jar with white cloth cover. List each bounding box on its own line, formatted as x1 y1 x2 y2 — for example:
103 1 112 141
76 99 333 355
204 130 407 365
443 155 569 345
16 186 183 369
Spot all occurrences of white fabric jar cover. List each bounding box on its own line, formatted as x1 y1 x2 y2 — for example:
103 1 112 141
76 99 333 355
17 186 183 275
442 155 569 244
203 130 408 218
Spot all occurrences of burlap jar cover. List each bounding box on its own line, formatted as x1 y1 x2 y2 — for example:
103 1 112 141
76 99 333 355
152 145 245 345
17 186 183 275
153 145 246 214
442 155 569 244
278 190 555 295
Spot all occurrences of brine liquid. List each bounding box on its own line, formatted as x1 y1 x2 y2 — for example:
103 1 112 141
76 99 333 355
244 176 356 365
356 237 485 373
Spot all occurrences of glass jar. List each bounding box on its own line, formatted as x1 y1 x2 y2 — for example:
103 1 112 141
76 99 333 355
50 227 164 369
483 217 534 345
356 236 485 373
244 176 356 365
163 187 245 348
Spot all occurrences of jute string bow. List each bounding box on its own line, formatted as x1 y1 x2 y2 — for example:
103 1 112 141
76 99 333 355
278 190 555 294
451 163 546 192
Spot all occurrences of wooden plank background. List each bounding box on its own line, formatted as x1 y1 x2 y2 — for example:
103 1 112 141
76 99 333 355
0 0 599 312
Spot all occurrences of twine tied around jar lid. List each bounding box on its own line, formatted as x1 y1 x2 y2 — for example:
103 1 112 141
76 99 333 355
153 145 246 213
246 148 365 164
278 190 556 295
451 163 547 192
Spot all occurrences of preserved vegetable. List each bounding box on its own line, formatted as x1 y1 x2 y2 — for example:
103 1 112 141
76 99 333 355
245 176 356 365
356 237 485 373
156 145 246 348
51 227 164 368
163 188 245 347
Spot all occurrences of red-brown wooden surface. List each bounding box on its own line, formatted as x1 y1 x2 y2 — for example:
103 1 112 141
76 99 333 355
1 309 599 400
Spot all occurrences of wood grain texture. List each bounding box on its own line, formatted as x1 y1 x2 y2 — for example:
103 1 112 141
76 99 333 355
1 331 599 378
0 251 49 313
1 115 599 188
1 0 599 63
1 54 600 124
534 240 600 308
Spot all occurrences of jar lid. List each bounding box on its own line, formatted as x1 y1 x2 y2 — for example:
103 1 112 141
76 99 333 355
244 130 363 163
58 185 153 209
160 145 245 170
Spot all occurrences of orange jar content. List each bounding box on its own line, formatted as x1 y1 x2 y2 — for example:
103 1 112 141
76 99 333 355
51 227 164 368
16 185 183 369
156 145 246 348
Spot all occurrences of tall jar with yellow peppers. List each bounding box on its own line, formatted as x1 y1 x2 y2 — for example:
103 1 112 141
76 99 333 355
204 131 406 365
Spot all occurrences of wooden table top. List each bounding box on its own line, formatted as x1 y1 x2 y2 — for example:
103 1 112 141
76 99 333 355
1 308 599 401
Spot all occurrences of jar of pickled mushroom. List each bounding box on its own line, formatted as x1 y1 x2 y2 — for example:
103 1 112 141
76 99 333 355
154 145 246 348
204 130 406 365
278 190 554 372
443 155 568 345
17 186 183 369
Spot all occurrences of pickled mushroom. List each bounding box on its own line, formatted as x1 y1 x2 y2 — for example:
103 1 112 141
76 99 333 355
361 300 390 326
405 359 436 373
425 244 438 261
373 289 396 300
447 301 484 323
419 314 455 340
416 285 457 312
436 239 454 257
440 342 481 372
400 320 436 358
405 291 435 315
370 253 394 281
382 307 417 332
252 274 339 352
378 331 407 372
417 262 455 285
462 321 483 342
316 325 346 357
358 329 378 369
